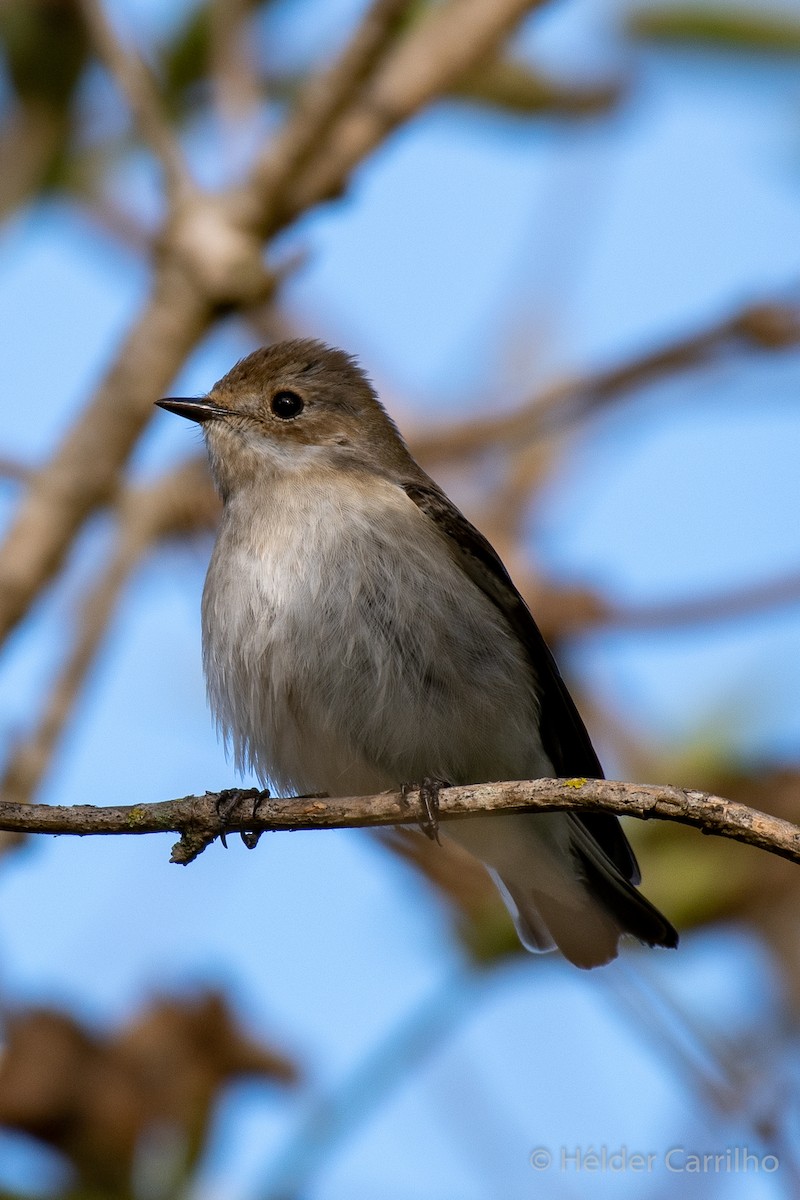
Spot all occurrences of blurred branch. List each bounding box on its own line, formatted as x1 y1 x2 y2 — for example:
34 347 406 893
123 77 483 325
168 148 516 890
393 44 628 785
0 458 217 853
0 0 89 215
1 778 799 870
0 991 298 1195
0 262 216 645
412 299 800 462
72 185 154 254
259 965 486 1200
78 0 194 202
245 0 412 217
590 569 800 633
630 5 800 54
453 57 623 116
250 0 550 232
516 568 800 642
209 0 261 121
0 456 32 484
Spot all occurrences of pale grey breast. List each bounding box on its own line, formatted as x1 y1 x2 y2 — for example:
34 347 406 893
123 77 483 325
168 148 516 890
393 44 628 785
202 468 551 796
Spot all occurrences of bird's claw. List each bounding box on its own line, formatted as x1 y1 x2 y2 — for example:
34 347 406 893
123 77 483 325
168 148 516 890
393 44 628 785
241 789 270 849
402 778 446 844
215 789 240 848
214 788 269 849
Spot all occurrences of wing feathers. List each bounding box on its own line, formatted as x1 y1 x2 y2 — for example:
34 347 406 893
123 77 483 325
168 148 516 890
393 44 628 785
399 478 639 884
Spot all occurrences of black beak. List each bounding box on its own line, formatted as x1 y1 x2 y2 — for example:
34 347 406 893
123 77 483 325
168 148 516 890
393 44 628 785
156 397 229 423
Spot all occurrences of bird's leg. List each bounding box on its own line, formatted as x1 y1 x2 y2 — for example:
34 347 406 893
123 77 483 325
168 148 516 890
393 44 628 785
240 788 272 849
214 789 241 848
402 778 447 844
213 787 269 849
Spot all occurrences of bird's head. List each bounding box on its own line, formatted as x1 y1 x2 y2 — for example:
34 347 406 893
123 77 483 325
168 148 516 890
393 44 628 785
157 339 408 498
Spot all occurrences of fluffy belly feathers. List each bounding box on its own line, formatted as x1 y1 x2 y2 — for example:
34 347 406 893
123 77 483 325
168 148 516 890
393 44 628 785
201 474 549 796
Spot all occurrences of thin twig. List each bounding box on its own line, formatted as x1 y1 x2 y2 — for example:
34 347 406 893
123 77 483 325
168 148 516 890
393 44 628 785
209 0 261 123
0 262 213 644
252 0 546 232
0 779 799 870
0 456 32 484
246 0 411 218
0 459 217 824
411 299 800 462
510 569 800 643
259 965 486 1200
78 0 193 202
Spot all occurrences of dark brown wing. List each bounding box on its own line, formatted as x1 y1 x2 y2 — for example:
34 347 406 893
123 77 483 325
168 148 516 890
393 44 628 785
401 479 641 885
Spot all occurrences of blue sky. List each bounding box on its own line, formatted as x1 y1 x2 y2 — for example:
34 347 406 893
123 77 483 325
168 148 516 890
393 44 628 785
1 0 800 1196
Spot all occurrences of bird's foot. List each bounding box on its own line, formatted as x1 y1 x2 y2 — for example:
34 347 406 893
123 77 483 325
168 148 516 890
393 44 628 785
402 778 447 844
214 788 270 849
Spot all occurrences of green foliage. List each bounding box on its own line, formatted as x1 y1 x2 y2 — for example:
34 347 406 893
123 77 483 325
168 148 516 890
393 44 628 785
0 1 90 207
0 0 89 105
160 3 213 114
453 57 622 117
630 4 800 54
460 899 526 965
638 824 757 929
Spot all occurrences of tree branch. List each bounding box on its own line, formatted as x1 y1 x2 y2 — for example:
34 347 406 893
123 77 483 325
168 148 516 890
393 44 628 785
253 0 547 233
1 778 798 869
246 0 411 219
0 458 218 833
78 0 193 203
411 298 800 462
0 262 214 643
502 568 800 644
209 0 262 124
0 455 32 484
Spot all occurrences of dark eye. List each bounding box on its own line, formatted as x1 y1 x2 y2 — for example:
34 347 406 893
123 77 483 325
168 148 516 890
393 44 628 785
271 390 304 419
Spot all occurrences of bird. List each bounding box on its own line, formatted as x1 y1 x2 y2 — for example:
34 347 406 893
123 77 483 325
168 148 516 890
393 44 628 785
157 339 678 968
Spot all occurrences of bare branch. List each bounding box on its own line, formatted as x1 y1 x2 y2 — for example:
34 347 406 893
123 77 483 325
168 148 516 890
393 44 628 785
501 569 800 645
0 456 32 484
209 0 262 122
0 264 213 645
0 458 217 831
412 299 800 462
251 0 547 232
0 779 798 870
78 0 193 202
453 57 623 116
592 570 800 633
247 0 411 216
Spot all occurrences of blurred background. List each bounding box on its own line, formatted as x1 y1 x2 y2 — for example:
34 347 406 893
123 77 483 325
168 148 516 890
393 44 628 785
0 0 799 1195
